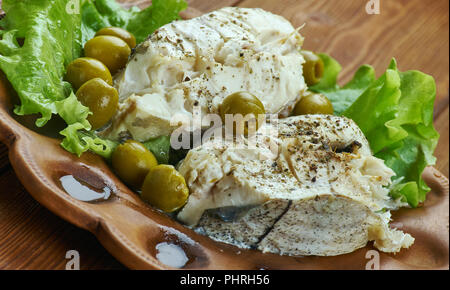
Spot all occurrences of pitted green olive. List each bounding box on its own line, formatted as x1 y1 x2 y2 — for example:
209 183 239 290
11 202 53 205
141 165 189 213
112 140 158 189
84 35 131 74
95 27 137 49
293 93 334 115
75 78 119 130
219 92 266 136
65 57 113 90
301 51 324 86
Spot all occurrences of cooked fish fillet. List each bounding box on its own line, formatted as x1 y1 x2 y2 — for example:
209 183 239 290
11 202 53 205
102 7 307 142
178 115 414 256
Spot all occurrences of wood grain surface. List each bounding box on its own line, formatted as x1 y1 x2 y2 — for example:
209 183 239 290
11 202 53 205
0 0 448 270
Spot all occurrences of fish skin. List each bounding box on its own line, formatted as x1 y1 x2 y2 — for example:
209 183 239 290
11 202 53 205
177 115 414 255
196 200 290 250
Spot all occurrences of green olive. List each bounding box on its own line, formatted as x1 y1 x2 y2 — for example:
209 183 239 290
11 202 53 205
301 51 324 86
112 140 158 189
75 78 119 130
219 92 266 136
65 57 113 90
84 35 131 74
141 165 189 213
293 93 334 115
96 27 137 49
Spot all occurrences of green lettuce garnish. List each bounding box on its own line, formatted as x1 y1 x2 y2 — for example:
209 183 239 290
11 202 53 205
0 0 82 127
143 136 171 164
0 0 186 159
60 122 119 159
311 54 439 207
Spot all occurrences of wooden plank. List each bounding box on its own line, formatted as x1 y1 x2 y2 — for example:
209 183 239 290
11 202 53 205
0 170 125 269
434 107 449 177
238 0 449 106
0 143 9 174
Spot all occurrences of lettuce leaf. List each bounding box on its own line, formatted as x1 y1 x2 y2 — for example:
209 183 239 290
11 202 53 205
81 0 187 44
310 54 377 115
60 123 118 159
143 136 171 164
311 55 439 207
0 0 82 127
1 0 186 159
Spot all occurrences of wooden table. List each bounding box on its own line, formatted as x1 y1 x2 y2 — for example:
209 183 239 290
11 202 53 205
0 0 448 269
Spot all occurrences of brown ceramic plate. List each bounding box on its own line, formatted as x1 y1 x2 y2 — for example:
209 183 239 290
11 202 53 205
0 8 449 270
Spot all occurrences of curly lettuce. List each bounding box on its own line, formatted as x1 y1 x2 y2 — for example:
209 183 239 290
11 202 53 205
0 0 186 159
0 0 82 127
143 136 171 164
311 55 439 207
